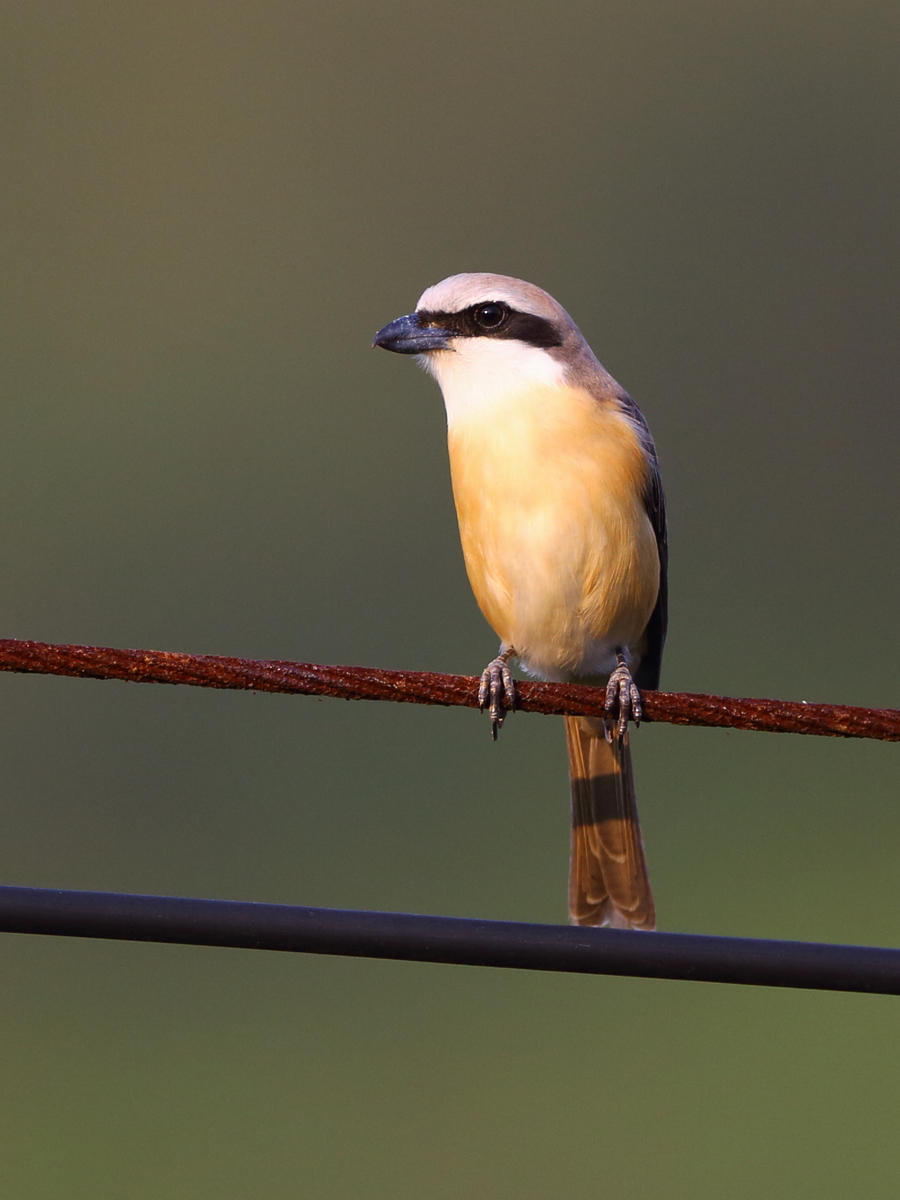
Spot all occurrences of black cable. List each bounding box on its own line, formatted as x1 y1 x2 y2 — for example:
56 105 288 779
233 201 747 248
0 885 897 994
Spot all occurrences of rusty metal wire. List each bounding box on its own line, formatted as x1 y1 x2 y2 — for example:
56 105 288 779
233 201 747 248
0 637 897 741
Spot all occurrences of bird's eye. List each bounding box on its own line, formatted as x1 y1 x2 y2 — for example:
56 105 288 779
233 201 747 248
473 303 507 330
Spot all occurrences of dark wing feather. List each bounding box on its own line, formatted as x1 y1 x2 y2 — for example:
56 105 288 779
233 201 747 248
615 392 668 692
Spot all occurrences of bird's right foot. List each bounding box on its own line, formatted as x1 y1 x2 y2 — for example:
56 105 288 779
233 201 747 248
478 650 517 741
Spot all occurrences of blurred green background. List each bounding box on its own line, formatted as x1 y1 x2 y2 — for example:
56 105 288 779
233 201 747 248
1 2 899 1195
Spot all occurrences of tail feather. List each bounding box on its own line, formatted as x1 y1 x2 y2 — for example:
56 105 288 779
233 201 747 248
565 715 655 930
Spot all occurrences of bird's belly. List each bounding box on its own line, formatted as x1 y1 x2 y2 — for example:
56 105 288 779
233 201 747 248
463 503 658 682
447 386 660 684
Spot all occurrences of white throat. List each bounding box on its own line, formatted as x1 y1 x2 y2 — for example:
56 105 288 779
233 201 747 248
419 338 566 425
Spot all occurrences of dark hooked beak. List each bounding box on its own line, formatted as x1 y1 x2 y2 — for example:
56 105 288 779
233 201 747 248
372 312 453 354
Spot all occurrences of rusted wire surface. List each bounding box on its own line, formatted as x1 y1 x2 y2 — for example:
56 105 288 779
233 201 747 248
0 637 898 742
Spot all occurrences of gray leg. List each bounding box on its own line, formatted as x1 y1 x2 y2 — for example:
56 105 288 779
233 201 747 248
604 651 643 741
478 647 518 741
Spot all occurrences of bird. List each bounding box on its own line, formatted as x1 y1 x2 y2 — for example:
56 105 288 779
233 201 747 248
373 274 667 930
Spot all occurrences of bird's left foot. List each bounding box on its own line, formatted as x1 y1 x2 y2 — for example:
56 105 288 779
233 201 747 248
605 653 642 741
478 649 517 741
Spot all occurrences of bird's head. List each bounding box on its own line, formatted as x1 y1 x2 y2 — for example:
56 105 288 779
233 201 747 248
373 273 601 411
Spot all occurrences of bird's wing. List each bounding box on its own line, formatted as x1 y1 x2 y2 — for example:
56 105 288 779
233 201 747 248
608 390 667 690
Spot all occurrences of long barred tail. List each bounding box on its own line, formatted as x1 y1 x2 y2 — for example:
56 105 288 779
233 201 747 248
565 715 656 930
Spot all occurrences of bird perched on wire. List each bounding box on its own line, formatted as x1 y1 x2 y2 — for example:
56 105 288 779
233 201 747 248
373 274 667 930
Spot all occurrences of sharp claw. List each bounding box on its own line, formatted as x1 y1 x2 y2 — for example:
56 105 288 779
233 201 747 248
491 685 505 730
631 683 643 727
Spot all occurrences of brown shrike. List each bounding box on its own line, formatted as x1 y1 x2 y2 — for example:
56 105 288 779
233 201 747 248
374 274 667 930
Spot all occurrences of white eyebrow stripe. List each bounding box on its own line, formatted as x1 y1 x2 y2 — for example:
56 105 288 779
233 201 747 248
415 273 566 325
